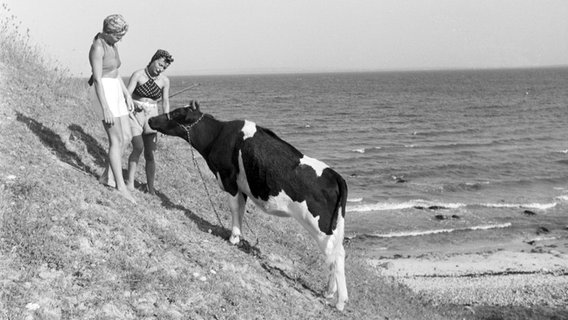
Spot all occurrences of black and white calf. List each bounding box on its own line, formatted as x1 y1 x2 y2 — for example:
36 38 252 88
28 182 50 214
148 102 348 310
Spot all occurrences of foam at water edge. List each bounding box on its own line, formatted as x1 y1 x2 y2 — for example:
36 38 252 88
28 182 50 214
348 200 465 212
350 146 381 154
348 200 558 212
364 222 512 238
484 202 557 210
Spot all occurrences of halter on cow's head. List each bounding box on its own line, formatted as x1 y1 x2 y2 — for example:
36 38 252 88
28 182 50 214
147 100 204 140
177 101 205 144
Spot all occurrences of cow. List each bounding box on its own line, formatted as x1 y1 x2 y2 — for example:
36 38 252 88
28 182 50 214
148 102 348 310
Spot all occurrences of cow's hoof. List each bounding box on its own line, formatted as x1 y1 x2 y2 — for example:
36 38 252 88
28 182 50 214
229 234 240 245
335 296 348 311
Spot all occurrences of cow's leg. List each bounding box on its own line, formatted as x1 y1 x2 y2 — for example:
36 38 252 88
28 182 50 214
330 214 348 311
292 204 348 311
325 260 338 298
321 232 347 311
336 249 347 310
228 192 246 245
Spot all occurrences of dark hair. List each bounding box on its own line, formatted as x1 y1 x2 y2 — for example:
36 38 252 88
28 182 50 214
150 49 174 65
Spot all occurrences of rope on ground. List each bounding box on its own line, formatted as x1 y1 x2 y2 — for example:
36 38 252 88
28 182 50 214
187 139 259 245
188 145 226 229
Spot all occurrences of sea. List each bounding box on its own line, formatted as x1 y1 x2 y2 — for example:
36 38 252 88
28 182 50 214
167 68 568 257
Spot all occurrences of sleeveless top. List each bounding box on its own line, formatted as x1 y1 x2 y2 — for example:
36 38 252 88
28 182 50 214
133 74 162 100
88 33 121 85
98 34 121 75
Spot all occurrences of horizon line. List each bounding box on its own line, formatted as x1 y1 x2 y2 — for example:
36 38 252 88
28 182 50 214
173 64 568 77
71 64 568 79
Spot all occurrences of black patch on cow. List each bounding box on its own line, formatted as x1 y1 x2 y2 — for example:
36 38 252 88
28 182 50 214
239 125 342 234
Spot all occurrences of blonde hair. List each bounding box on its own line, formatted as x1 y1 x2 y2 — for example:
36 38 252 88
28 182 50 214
103 14 128 35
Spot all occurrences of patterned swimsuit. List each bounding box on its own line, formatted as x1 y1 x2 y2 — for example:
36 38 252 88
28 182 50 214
130 70 162 134
133 77 162 100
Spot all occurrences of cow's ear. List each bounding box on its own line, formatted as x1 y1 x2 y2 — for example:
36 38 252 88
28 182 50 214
190 100 200 111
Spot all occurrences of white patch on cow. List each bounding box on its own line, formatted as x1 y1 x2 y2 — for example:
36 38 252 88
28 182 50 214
300 155 328 177
236 151 252 195
258 190 302 217
254 188 348 311
324 214 344 261
236 151 327 229
241 120 257 140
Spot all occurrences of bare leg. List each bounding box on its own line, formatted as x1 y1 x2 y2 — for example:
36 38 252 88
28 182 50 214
126 134 144 191
101 116 131 188
104 118 135 203
143 133 157 194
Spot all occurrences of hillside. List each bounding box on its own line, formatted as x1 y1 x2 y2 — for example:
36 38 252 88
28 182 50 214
0 20 467 320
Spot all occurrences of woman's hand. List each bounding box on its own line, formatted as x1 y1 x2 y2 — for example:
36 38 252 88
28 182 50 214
125 94 134 113
102 107 114 125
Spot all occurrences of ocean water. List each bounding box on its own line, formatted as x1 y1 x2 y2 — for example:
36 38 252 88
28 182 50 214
168 68 568 256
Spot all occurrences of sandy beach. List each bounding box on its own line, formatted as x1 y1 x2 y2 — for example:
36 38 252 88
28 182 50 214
367 234 568 312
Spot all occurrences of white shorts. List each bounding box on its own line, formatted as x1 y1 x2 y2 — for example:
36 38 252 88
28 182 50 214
91 77 129 119
130 100 159 136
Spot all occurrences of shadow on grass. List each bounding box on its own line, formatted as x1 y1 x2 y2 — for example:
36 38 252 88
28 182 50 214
154 189 263 258
259 260 321 297
155 189 231 239
68 124 107 168
154 188 319 295
16 113 97 176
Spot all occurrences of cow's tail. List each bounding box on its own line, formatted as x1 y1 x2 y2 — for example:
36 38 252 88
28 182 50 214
331 174 348 259
338 174 348 220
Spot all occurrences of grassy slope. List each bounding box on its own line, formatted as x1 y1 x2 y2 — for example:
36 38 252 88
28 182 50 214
0 62 459 320
0 11 470 319
0 53 466 320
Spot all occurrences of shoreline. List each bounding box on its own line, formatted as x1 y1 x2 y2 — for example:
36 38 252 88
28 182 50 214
365 235 568 311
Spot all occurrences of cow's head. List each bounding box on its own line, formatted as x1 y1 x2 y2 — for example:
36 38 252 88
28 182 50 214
148 100 202 138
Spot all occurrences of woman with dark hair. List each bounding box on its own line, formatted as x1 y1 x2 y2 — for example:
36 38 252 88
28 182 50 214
126 49 174 195
88 14 135 203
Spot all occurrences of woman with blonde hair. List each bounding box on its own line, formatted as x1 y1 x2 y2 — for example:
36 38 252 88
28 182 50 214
88 14 135 203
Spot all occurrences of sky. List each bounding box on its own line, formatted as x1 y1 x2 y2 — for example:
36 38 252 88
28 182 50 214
4 0 568 77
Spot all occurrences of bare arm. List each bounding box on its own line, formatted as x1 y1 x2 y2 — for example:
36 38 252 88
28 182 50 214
119 76 133 112
126 71 141 95
161 76 171 114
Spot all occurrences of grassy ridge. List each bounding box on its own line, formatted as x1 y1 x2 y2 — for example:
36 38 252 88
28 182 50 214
0 7 462 320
